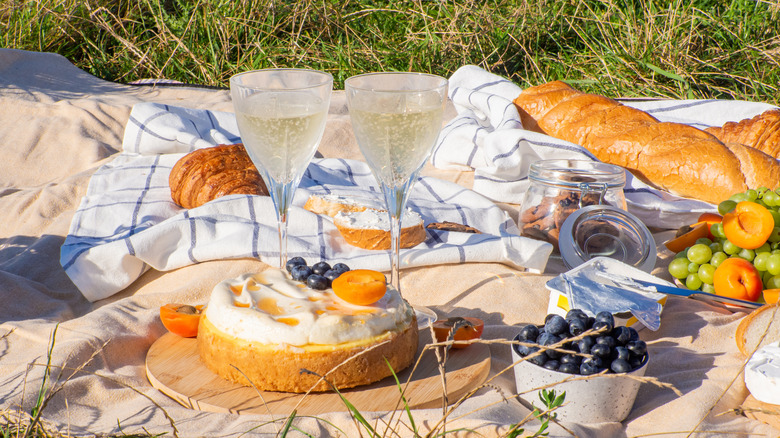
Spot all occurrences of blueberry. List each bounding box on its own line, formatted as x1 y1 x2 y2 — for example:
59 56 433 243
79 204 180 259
629 354 647 369
565 308 588 323
323 269 342 282
591 343 611 358
527 347 547 366
306 274 329 290
332 263 350 273
560 354 582 365
593 320 613 334
285 256 307 273
290 265 313 282
558 363 580 374
543 360 561 371
626 326 640 343
518 324 540 342
595 311 614 326
311 261 332 276
596 335 617 349
610 358 631 374
582 355 604 369
612 326 632 345
626 340 647 356
580 361 602 375
575 336 595 354
537 332 562 359
544 315 568 336
613 346 631 362
515 342 534 356
568 318 587 336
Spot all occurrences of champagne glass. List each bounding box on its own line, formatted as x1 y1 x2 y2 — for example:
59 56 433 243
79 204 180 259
230 69 332 268
345 72 448 326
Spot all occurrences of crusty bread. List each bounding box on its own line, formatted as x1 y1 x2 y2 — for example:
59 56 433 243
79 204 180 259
304 194 427 250
736 303 780 357
513 82 780 204
197 314 418 392
706 109 780 158
169 144 268 209
334 208 426 250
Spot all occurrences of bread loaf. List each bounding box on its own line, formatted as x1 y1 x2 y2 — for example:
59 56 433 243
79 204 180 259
304 194 426 250
736 303 780 357
513 82 780 204
705 109 780 158
169 144 268 209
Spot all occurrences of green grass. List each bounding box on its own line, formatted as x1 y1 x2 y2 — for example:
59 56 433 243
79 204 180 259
1 0 778 104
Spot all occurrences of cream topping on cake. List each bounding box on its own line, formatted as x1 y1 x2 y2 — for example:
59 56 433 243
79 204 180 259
203 269 414 346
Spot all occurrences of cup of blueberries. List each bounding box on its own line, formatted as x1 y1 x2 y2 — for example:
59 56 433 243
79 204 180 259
512 309 649 423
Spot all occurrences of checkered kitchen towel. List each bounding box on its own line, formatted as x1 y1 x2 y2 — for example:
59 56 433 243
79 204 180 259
61 102 553 301
432 65 779 229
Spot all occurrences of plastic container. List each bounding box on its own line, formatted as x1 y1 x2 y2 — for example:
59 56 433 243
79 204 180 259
518 160 627 251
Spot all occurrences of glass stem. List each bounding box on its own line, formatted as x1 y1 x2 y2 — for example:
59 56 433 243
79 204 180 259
389 211 402 292
278 210 288 269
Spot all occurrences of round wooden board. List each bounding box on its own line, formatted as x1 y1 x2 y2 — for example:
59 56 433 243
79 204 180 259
146 331 491 415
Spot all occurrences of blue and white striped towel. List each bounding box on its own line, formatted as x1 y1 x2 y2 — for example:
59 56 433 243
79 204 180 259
62 102 553 301
432 65 778 229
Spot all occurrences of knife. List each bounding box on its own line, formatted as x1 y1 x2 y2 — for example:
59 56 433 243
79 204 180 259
592 269 762 312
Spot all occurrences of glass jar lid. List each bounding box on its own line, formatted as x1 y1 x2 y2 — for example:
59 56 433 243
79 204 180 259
558 205 657 273
528 160 626 190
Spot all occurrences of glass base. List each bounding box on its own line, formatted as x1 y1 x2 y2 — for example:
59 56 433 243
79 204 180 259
413 305 438 330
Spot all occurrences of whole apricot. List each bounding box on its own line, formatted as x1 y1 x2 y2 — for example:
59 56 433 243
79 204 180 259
712 258 763 302
722 201 774 250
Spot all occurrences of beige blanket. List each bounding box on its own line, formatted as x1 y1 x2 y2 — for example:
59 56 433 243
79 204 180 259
1 48 776 437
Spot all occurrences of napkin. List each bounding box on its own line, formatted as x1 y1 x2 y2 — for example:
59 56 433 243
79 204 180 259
431 65 779 229
61 102 553 301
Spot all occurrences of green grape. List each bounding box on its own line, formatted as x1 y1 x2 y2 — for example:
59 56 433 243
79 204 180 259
710 223 726 239
764 270 774 285
674 249 689 259
756 242 772 254
710 251 728 268
757 199 769 208
718 200 737 216
764 191 779 207
772 244 780 252
758 187 769 199
770 210 780 227
685 273 703 290
766 254 780 276
687 243 713 264
722 239 741 255
687 262 700 273
775 187 780 197
767 275 780 289
668 257 690 279
730 192 750 203
738 248 756 262
768 227 780 243
709 241 723 254
698 263 716 284
695 237 712 246
701 283 716 294
747 189 758 201
754 252 770 271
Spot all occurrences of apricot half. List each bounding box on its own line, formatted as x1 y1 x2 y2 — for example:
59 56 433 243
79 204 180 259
332 269 387 306
160 303 203 338
713 258 763 302
722 201 774 250
432 317 484 349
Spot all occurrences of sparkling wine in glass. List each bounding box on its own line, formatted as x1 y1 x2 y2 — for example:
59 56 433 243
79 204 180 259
345 72 448 326
230 69 332 268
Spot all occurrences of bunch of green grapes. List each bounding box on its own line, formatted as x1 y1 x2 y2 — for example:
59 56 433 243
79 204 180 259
668 187 780 292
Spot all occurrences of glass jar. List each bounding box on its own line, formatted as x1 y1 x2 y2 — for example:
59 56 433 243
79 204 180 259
518 159 627 252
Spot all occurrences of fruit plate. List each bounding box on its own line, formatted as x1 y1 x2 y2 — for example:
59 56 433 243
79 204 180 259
146 330 491 415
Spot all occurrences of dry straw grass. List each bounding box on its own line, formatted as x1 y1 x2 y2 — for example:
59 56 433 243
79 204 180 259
0 0 778 103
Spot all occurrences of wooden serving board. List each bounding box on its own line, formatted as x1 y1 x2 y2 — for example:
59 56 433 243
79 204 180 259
146 331 491 415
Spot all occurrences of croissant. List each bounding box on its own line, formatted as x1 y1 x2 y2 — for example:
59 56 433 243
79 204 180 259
513 81 780 204
169 143 268 209
705 109 780 158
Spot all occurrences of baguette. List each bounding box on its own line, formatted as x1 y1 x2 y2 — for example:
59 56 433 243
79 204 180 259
303 194 426 250
705 108 780 158
169 144 268 208
736 303 780 357
513 82 780 204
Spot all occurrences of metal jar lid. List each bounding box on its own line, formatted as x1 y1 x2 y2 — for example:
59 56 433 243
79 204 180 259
558 205 657 273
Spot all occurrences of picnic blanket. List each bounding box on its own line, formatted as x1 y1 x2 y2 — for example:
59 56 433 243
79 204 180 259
1 48 778 437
